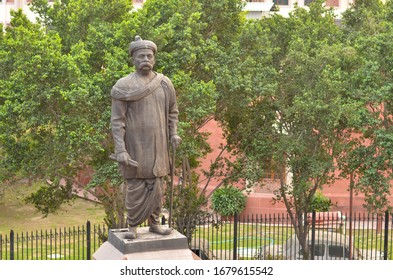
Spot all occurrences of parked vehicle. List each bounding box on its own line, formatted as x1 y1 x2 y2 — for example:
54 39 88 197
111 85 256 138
257 230 382 260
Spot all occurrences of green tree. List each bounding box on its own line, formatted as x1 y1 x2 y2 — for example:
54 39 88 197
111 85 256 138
132 0 244 166
339 0 393 213
216 1 362 259
132 0 246 238
0 10 84 206
0 1 138 221
0 0 246 232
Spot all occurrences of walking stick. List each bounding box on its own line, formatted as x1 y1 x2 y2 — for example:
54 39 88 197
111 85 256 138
168 141 176 228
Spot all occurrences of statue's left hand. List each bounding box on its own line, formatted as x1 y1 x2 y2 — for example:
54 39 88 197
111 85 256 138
170 135 182 149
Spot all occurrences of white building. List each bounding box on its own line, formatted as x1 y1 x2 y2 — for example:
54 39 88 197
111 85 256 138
1 0 34 26
245 1 355 19
0 0 143 27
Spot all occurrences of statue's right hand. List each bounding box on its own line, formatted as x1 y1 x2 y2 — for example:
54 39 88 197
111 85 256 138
116 152 139 167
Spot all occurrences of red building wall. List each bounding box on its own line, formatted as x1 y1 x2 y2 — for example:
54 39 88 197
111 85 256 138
197 119 393 216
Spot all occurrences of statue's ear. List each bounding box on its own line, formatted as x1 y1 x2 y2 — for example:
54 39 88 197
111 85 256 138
129 55 135 67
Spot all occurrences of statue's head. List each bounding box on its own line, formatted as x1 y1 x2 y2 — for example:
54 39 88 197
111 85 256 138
128 35 157 56
129 36 157 75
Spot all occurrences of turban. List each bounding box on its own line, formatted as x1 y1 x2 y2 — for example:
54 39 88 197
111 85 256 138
129 35 157 56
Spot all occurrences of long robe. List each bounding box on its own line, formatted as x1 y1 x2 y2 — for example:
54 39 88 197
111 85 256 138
110 72 179 179
110 72 179 226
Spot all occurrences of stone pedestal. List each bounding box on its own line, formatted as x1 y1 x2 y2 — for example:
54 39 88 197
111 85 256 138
93 226 197 260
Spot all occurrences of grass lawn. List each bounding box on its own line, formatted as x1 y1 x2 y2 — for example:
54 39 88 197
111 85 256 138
0 180 106 235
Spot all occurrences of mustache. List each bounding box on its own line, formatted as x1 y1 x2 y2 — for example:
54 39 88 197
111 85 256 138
138 62 153 68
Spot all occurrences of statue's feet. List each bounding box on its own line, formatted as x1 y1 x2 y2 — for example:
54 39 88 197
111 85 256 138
124 227 137 239
149 224 171 235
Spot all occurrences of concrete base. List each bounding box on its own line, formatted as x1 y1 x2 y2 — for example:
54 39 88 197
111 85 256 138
93 226 196 260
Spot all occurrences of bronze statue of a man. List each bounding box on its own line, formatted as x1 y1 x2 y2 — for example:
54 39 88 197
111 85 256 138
110 36 181 239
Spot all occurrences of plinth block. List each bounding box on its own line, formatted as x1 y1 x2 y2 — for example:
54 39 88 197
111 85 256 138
93 226 197 260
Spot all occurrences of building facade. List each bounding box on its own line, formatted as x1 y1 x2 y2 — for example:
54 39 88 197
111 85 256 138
1 0 143 26
245 0 355 19
1 0 33 26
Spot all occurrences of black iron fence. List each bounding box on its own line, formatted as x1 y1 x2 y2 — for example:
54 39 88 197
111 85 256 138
190 211 393 260
1 211 392 260
0 221 107 260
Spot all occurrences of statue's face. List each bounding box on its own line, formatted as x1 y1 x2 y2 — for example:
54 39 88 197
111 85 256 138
132 48 155 75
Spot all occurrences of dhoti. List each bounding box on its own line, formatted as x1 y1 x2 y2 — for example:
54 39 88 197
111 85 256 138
125 177 164 227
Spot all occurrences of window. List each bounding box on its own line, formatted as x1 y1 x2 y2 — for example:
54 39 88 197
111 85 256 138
262 168 281 180
329 245 349 259
261 160 284 180
273 0 289 5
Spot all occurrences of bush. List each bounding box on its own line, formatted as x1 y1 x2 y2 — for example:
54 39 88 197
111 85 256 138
211 184 247 217
308 191 333 212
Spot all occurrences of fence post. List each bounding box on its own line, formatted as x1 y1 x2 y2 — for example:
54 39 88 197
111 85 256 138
86 221 91 260
383 211 389 260
233 213 238 260
310 211 316 260
10 230 14 260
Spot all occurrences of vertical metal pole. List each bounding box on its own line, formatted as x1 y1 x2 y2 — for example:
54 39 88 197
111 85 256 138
86 221 91 260
78 226 82 260
349 173 354 260
63 227 66 260
40 230 43 260
68 227 71 260
31 231 34 260
92 225 96 259
0 234 2 260
49 229 53 259
54 229 57 259
21 232 25 260
233 213 238 260
273 213 277 259
311 211 316 260
58 229 61 260
384 211 389 260
10 230 14 260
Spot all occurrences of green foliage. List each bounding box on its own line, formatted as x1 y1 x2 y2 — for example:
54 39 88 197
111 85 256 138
165 167 208 244
131 0 245 167
308 191 333 212
211 184 247 216
2 0 393 233
24 180 75 217
0 0 245 226
218 1 354 212
214 1 363 253
0 10 83 181
0 1 137 221
339 0 393 213
86 162 125 228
